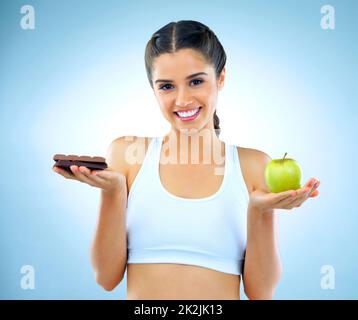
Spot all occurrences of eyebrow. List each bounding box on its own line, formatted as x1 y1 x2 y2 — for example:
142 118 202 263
154 72 208 84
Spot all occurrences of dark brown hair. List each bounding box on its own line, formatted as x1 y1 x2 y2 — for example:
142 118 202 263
144 20 226 137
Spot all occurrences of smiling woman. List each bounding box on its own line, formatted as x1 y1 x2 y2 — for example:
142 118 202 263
145 21 225 139
53 19 320 300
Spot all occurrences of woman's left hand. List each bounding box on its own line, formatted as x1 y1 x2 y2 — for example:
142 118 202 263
248 178 320 212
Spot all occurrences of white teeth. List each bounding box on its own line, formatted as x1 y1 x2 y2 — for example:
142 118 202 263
176 108 200 118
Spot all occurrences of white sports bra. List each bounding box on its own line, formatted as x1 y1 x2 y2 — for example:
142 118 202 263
125 136 249 275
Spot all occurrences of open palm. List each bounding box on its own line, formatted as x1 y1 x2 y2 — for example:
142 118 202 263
249 178 320 211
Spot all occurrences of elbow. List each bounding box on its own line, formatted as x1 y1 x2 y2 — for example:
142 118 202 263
95 272 123 292
244 287 275 300
243 269 283 300
244 279 281 300
90 253 127 292
244 277 280 299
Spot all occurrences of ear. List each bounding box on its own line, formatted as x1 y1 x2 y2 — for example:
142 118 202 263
218 67 226 90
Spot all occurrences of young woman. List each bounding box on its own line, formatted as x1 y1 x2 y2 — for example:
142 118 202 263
53 20 320 300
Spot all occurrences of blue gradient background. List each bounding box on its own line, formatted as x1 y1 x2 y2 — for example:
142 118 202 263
1 0 357 299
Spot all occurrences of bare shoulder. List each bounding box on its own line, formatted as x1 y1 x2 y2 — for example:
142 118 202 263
236 146 272 193
106 136 152 178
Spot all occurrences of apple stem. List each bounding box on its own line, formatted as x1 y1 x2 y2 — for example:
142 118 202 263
283 152 287 160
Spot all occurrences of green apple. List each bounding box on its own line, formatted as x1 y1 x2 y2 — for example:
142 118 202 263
264 153 302 193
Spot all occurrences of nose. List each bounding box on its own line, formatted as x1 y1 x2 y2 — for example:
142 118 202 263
175 87 193 108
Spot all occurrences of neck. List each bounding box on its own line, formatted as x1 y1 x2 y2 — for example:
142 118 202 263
162 126 224 165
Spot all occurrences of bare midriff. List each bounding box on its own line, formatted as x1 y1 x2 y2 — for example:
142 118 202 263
126 263 241 300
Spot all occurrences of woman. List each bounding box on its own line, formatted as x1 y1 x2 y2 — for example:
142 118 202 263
53 20 320 300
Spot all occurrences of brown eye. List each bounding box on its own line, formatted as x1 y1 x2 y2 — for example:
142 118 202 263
159 84 173 91
191 79 203 86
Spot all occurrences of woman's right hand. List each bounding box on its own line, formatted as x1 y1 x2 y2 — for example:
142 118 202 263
52 165 127 194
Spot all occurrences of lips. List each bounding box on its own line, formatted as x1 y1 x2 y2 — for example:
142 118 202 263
173 106 202 116
173 106 202 121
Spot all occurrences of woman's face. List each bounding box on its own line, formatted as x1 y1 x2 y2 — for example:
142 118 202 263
151 48 225 134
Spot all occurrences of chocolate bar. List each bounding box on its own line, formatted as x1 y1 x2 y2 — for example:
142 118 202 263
53 154 108 174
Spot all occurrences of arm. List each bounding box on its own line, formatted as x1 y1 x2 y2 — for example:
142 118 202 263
242 152 282 300
90 137 130 291
243 205 282 299
241 150 320 299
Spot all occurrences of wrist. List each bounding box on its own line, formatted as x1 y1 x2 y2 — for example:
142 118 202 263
101 184 127 199
248 202 274 216
101 189 128 213
103 174 127 195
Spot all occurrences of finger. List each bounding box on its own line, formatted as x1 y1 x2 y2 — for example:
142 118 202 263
78 166 107 182
70 165 100 186
303 177 316 189
302 178 319 194
282 181 321 208
285 191 309 208
307 180 320 197
52 166 76 180
72 166 106 187
271 187 307 207
78 166 109 186
309 189 319 198
287 185 321 208
276 188 309 208
271 190 297 205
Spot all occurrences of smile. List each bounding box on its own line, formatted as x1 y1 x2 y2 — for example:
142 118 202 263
174 107 202 122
